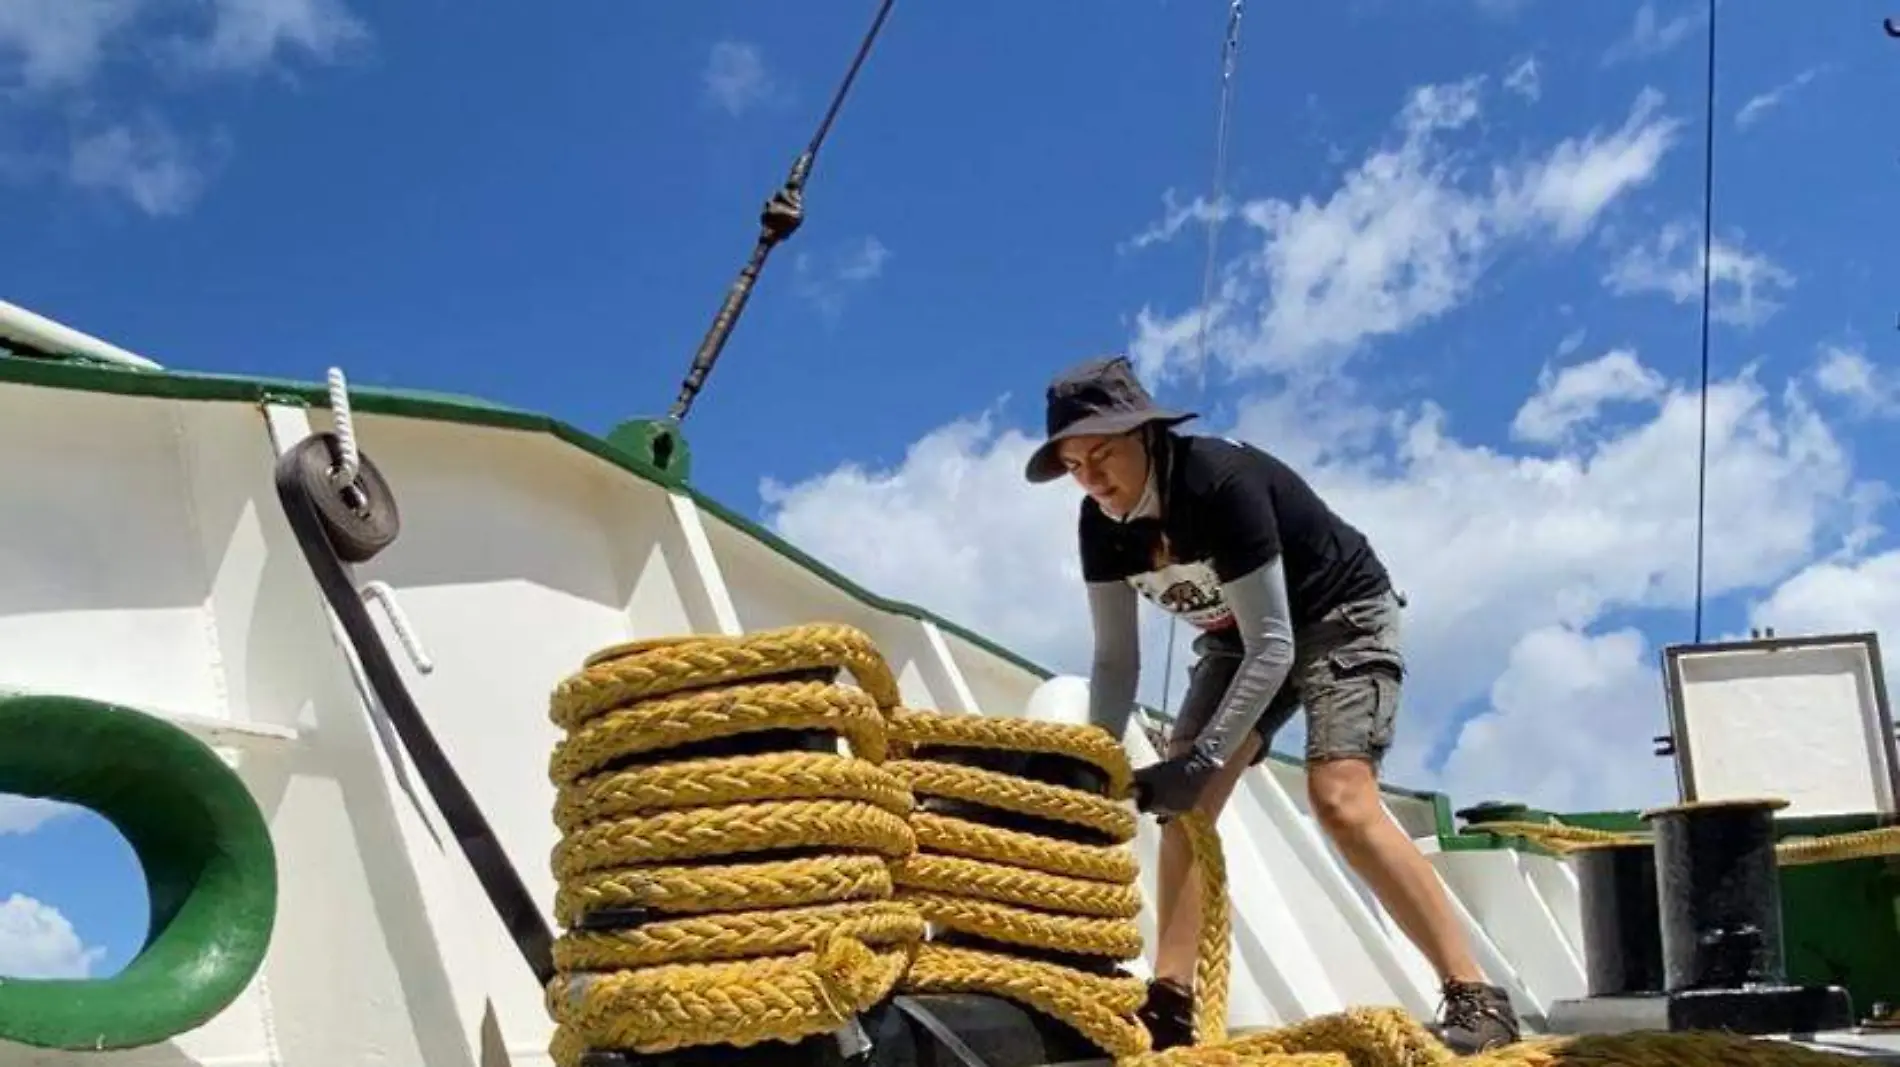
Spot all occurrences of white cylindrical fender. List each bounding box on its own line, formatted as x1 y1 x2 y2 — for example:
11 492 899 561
1023 674 1093 729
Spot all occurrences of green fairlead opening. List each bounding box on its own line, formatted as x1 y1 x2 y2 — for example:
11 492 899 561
0 692 278 1050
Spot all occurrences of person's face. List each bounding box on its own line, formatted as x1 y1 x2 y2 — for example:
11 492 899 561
1057 431 1149 515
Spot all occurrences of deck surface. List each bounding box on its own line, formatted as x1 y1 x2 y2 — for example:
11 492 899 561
1788 1029 1900 1063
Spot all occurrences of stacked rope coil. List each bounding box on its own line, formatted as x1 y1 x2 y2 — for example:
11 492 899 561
882 704 1160 1059
533 622 1875 1067
541 624 925 1065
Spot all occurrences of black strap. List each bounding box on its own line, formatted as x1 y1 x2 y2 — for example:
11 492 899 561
274 432 557 987
893 997 992 1067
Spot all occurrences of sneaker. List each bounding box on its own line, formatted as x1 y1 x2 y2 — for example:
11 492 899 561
1431 979 1520 1053
1136 978 1195 1051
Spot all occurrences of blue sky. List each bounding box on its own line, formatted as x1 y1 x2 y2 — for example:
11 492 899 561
4 0 1899 980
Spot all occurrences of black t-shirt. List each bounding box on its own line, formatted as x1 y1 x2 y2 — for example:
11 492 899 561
1078 434 1390 632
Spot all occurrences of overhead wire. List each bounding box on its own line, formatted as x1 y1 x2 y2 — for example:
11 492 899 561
1690 0 1718 643
1162 0 1246 716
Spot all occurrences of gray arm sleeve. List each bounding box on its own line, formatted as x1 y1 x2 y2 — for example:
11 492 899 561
1085 581 1141 740
1192 556 1297 765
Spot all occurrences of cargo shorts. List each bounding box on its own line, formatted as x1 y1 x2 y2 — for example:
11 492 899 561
1166 589 1406 769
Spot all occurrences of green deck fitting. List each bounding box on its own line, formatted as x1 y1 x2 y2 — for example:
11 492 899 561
606 417 692 483
0 693 277 1050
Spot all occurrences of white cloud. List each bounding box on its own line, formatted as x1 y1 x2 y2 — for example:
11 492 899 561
0 894 106 979
1236 362 1857 744
1736 67 1824 131
1604 223 1795 329
0 0 141 91
1511 348 1666 446
792 236 891 320
1428 625 1678 813
702 41 776 117
1126 81 1678 384
1121 189 1232 255
1503 56 1540 102
0 0 364 90
759 77 1876 812
0 0 364 213
762 407 1088 667
1751 550 1900 643
1811 344 1897 418
0 795 77 836
172 0 367 74
68 114 223 217
1603 2 1700 66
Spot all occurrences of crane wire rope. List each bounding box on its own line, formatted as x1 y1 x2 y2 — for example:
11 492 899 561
1162 0 1246 718
667 0 897 423
1690 0 1718 643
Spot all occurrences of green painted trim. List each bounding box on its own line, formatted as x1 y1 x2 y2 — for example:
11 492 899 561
1427 792 1458 841
0 693 277 1049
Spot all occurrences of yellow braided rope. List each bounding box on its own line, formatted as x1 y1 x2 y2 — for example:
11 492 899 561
1179 811 1232 1048
886 705 1157 1059
539 622 1876 1067
550 679 890 784
891 852 1142 918
553 854 893 929
911 808 1140 882
1466 818 1900 866
542 624 921 1063
888 705 1136 795
887 757 1137 839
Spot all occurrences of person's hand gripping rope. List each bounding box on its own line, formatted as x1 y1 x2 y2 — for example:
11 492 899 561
1130 743 1223 821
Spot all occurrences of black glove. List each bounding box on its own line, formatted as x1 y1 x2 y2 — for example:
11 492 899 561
1131 745 1223 820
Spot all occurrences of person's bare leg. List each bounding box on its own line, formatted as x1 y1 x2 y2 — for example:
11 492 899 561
1306 756 1482 983
1151 732 1264 988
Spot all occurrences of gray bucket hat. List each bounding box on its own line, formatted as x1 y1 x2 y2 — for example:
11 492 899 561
1023 355 1197 484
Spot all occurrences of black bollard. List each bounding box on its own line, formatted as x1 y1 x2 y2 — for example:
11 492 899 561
1647 797 1787 991
1550 797 1855 1036
1572 840 1666 998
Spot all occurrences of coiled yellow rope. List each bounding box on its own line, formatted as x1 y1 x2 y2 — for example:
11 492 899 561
885 704 1155 1059
541 622 1875 1067
542 625 924 1065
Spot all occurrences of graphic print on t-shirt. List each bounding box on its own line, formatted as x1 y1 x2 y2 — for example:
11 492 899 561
1127 559 1233 631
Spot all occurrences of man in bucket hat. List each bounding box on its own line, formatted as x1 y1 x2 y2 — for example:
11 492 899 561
1029 355 1519 1054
